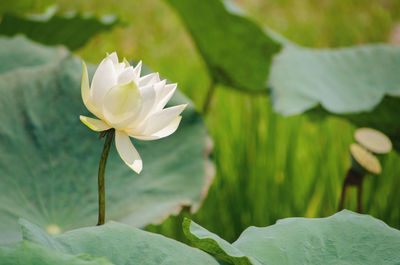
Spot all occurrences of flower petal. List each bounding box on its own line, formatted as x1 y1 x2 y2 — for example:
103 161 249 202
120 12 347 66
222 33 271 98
128 83 157 127
154 82 177 112
153 79 167 100
139 72 160 87
114 63 126 75
102 81 142 129
108 52 119 64
80 116 111 132
152 115 182 137
91 58 117 109
81 61 100 117
129 116 182 140
132 60 142 79
139 104 186 135
115 131 142 174
117 66 135 85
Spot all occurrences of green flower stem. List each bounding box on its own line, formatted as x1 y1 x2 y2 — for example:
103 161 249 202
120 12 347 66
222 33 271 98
97 129 114 226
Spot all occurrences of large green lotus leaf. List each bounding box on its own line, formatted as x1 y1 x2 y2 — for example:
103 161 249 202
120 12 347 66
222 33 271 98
164 0 281 92
0 7 120 50
269 45 400 115
0 36 214 243
19 219 220 265
0 35 66 73
183 210 400 265
0 241 115 265
268 44 400 148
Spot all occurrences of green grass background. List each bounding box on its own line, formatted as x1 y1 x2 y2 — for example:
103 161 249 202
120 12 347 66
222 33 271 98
51 0 400 242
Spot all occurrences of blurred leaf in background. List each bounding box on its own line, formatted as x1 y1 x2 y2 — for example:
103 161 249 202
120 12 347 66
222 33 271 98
269 44 400 149
164 0 281 94
0 5 120 50
0 0 54 15
166 0 400 149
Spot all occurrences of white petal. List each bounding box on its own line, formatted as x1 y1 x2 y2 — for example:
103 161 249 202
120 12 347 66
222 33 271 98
140 104 186 135
139 72 160 87
91 58 117 109
153 80 167 100
152 115 182 138
102 81 142 129
81 61 100 117
117 66 135 85
129 116 182 140
80 116 111 132
154 83 177 112
125 84 157 130
108 52 119 64
133 61 142 78
115 131 143 174
114 63 126 75
129 135 159 141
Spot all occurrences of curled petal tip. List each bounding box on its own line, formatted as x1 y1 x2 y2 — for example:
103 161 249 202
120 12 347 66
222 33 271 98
133 60 143 78
135 61 142 70
107 52 119 64
180 104 188 112
132 160 143 174
108 51 117 57
80 115 111 132
115 131 143 174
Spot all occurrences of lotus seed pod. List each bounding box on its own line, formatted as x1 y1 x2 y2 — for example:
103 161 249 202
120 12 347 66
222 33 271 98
354 127 392 154
350 143 382 175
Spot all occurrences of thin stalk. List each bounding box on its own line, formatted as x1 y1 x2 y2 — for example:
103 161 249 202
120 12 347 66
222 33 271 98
357 177 364 213
338 179 347 212
338 169 364 213
202 80 216 115
97 129 114 226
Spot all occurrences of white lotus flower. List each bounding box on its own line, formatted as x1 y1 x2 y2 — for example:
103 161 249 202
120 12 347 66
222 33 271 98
80 52 186 174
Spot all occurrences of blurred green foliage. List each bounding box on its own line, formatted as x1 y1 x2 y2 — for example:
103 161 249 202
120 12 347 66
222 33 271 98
0 0 54 15
0 9 120 50
3 0 400 243
164 0 281 93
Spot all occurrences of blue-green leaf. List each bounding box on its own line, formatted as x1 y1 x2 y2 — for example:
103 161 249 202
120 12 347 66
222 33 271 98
0 241 115 265
266 28 400 148
18 219 221 265
184 210 400 265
